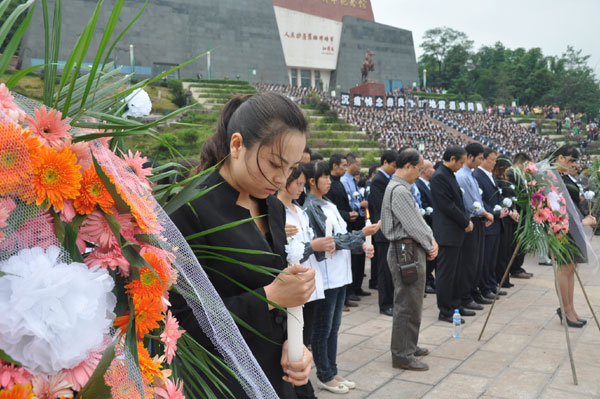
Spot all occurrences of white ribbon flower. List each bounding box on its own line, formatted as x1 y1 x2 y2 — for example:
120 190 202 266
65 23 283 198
419 208 426 216
584 190 596 200
473 201 482 212
285 235 305 265
493 205 502 212
0 246 116 375
502 197 513 208
425 207 434 215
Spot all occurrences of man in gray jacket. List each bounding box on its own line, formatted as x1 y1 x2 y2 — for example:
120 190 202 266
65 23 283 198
381 149 439 371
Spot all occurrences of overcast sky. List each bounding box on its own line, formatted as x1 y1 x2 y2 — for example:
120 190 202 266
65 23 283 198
371 0 600 78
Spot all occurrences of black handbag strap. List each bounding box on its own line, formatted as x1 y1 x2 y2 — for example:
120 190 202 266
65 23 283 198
388 184 412 264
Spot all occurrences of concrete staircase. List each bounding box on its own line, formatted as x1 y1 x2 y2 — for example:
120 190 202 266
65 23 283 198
183 80 256 110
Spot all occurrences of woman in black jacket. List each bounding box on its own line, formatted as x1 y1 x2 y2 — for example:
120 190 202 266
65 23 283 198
171 92 315 398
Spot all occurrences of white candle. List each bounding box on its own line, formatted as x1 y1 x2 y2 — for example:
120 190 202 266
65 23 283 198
287 305 304 362
325 218 333 259
365 219 372 249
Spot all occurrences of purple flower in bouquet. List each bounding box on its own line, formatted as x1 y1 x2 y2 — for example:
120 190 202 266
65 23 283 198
531 191 545 209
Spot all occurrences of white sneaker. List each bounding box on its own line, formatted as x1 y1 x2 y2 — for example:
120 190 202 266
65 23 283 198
318 379 349 394
334 376 356 389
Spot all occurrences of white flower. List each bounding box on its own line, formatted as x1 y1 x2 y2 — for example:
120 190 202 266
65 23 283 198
547 191 562 211
512 196 518 203
478 188 483 196
285 236 305 265
419 208 426 216
510 184 516 190
499 188 503 195
461 188 465 195
584 190 596 200
493 205 502 212
473 201 482 212
425 206 434 215
352 191 360 201
502 197 513 208
0 246 116 375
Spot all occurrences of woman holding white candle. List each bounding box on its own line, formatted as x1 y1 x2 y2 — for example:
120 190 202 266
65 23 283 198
302 160 380 394
278 164 335 399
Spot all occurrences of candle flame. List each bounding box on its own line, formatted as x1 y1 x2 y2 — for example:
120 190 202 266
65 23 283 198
365 208 370 220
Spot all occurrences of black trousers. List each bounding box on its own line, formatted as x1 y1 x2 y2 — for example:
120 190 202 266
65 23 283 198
496 218 513 284
458 219 485 305
295 300 317 399
369 250 378 289
479 233 500 294
375 242 393 311
426 258 436 287
350 252 366 294
435 245 462 317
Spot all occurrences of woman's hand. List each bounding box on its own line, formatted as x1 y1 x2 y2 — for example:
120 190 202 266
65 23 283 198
285 224 299 237
362 220 382 236
264 265 315 309
362 242 374 258
281 342 312 386
583 215 597 226
311 236 336 256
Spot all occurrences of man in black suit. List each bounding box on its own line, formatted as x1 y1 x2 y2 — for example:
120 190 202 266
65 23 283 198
368 150 397 316
473 148 509 297
430 146 473 323
326 153 361 307
415 159 436 294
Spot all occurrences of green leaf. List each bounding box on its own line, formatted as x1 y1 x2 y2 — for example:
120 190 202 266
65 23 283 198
92 154 131 214
0 0 35 77
162 182 221 216
189 244 277 257
0 349 20 365
0 0 34 46
5 63 46 89
51 209 66 243
185 215 264 241
124 301 144 399
64 214 86 262
75 338 117 399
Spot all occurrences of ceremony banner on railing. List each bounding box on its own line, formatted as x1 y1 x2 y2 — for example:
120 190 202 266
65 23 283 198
386 96 395 108
340 92 350 106
438 100 446 110
476 102 484 112
449 101 456 111
429 99 437 109
468 102 475 112
398 97 405 108
364 95 374 107
459 101 466 111
353 94 362 107
375 96 384 108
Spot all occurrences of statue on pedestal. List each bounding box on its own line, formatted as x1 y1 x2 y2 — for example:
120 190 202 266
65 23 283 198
361 48 375 82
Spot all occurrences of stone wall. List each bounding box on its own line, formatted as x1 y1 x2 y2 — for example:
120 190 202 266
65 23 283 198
19 0 289 83
332 16 419 92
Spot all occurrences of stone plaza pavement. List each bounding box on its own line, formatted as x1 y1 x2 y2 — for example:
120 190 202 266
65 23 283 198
310 250 600 398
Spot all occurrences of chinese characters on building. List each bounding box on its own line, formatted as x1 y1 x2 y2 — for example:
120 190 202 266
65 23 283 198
322 0 368 8
344 93 483 112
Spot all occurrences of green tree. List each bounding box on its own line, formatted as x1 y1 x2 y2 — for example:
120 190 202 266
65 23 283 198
420 27 473 82
0 0 28 52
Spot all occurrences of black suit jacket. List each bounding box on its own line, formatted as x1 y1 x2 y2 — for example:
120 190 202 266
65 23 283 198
368 170 391 243
431 164 470 247
473 168 501 235
415 177 433 226
325 175 352 223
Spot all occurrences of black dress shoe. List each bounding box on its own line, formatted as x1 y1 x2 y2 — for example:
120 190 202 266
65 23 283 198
380 308 393 316
347 294 361 301
482 292 497 300
368 283 378 290
502 282 514 288
356 289 372 296
345 300 358 307
496 290 507 296
459 308 476 317
439 314 465 324
556 308 586 328
463 301 484 311
474 296 493 305
425 284 436 294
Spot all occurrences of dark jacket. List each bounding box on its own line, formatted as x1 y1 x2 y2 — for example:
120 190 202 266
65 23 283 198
368 170 391 243
473 168 501 235
170 170 294 399
430 164 470 247
415 177 434 226
326 175 353 223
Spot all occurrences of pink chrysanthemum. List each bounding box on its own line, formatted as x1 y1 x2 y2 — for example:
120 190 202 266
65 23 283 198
0 211 55 251
56 138 92 170
160 311 185 364
58 199 77 223
85 245 131 277
0 205 9 228
123 150 152 182
63 340 109 391
25 105 71 147
79 210 117 248
0 83 26 123
154 378 185 399
0 362 32 390
31 372 73 399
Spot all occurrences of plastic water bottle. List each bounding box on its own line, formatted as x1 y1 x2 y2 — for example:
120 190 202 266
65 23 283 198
452 309 462 338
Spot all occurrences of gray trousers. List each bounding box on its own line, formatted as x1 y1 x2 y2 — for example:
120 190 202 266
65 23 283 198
387 242 426 365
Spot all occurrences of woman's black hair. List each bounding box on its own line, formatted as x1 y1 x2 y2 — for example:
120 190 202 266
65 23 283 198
547 145 580 163
285 163 305 187
200 92 309 171
493 157 512 176
304 160 330 192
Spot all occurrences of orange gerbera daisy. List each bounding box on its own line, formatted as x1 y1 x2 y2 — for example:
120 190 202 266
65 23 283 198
0 123 39 202
137 341 162 383
0 383 34 399
104 359 153 399
31 146 81 210
114 295 164 339
125 252 170 299
73 167 114 214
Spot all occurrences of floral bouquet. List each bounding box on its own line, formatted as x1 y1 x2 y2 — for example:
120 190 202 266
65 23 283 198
511 160 579 265
0 86 277 399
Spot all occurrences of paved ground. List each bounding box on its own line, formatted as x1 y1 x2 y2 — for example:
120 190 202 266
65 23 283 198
309 247 600 398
